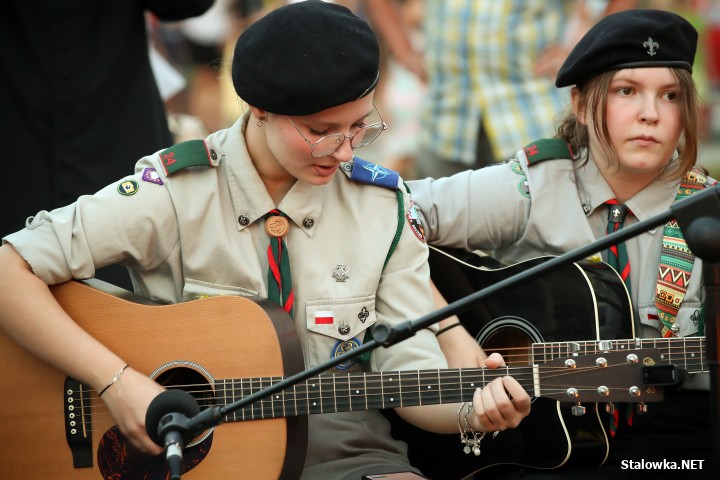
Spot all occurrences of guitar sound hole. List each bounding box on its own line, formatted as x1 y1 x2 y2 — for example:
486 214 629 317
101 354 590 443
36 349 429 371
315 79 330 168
154 366 216 411
96 365 215 480
481 327 533 367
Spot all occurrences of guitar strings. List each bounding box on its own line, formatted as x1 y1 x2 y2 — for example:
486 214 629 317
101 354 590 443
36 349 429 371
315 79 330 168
72 361 660 435
471 343 706 374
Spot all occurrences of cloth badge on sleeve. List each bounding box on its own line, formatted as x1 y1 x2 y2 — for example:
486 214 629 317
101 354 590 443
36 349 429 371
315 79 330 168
350 157 399 190
117 179 139 196
331 337 361 370
314 310 334 325
141 167 164 186
406 200 426 242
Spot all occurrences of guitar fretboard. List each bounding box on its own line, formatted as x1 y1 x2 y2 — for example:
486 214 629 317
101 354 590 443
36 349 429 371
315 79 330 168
532 337 706 374
214 367 533 422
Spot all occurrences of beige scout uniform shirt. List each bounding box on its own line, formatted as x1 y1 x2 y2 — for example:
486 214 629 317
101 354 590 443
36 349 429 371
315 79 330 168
409 147 708 389
4 112 447 478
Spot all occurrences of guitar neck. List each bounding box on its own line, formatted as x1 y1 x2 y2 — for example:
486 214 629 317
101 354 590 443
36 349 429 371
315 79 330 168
532 337 707 374
212 347 661 424
214 366 531 423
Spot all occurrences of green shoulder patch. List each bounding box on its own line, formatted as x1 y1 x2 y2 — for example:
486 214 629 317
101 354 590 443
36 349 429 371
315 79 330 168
159 139 219 176
522 138 572 166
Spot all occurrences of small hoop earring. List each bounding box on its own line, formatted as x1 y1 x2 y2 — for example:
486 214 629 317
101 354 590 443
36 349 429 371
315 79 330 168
257 120 264 127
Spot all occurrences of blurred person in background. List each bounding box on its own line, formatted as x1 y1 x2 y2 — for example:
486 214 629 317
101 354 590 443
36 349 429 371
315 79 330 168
416 0 637 179
0 0 214 289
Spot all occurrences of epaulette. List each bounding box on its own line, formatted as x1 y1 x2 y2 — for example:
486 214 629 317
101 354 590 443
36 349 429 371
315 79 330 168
340 157 399 190
159 139 220 176
522 138 573 166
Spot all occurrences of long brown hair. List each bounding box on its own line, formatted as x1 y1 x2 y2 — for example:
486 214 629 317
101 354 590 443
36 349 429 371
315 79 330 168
556 68 699 180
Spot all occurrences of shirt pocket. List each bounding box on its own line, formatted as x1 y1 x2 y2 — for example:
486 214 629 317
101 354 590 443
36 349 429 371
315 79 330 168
638 301 703 337
182 278 259 301
305 295 377 341
674 301 704 336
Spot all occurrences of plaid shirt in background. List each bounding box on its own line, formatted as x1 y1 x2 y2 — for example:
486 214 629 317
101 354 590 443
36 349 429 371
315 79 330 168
420 0 574 165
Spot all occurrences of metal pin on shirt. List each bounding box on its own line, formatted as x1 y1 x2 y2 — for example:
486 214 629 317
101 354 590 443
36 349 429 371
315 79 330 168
332 264 350 282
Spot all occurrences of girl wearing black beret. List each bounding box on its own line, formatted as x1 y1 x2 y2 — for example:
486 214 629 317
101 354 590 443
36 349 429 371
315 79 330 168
0 1 530 479
409 8 715 480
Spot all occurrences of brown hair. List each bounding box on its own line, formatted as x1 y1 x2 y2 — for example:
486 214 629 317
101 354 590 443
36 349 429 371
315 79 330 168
556 68 699 181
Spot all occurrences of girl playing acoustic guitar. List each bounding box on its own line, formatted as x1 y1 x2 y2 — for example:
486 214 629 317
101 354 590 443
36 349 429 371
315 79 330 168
0 1 530 479
409 8 715 480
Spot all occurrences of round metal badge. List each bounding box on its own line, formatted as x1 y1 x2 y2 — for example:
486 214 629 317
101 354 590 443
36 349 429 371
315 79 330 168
265 215 289 237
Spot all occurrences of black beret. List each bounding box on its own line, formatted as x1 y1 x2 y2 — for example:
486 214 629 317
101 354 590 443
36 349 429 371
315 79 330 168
232 0 380 115
556 9 697 88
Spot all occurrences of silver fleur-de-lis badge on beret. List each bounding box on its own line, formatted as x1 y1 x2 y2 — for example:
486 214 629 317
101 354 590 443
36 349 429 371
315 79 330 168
643 36 659 57
332 264 350 282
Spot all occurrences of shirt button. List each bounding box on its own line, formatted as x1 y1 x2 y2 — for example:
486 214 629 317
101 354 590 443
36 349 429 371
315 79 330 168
238 215 249 226
303 218 314 229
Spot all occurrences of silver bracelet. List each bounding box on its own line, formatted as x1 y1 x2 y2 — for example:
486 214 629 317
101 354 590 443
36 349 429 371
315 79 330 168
458 402 486 456
98 364 129 397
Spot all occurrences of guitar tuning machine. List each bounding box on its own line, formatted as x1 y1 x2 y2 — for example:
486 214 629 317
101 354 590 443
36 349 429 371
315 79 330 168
605 402 615 414
636 402 649 415
571 403 586 416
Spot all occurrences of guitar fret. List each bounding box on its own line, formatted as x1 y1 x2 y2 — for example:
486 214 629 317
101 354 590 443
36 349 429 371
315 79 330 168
333 374 351 412
241 377 254 420
365 373 384 410
306 378 322 415
348 372 366 411
380 372 401 408
399 371 420 406
269 376 284 418
282 378 297 417
233 378 243 421
260 377 273 419
294 380 310 416
239 377 252 420
698 338 705 372
681 337 688 370
418 370 441 405
318 375 338 413
439 370 461 404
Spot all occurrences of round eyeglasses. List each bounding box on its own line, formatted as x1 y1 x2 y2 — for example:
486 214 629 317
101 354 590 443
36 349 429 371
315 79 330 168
286 102 388 158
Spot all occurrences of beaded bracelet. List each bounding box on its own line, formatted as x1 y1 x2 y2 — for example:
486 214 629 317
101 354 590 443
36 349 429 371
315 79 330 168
457 402 486 456
98 364 129 397
436 322 462 337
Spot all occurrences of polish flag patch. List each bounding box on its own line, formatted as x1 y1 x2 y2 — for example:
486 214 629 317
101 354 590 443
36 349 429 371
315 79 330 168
315 311 334 325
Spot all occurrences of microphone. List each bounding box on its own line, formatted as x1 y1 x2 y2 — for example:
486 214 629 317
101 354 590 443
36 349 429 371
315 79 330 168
145 389 200 480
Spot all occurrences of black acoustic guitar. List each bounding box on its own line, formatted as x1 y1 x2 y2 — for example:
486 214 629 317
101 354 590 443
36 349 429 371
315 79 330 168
386 246 636 479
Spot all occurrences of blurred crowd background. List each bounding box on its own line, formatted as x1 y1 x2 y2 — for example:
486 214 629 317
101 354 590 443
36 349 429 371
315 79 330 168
151 0 720 179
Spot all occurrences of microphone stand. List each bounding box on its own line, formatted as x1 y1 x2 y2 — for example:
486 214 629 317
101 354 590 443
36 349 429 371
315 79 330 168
671 188 720 475
155 186 720 479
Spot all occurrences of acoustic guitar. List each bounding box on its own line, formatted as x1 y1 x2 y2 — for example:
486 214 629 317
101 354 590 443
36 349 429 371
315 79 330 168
0 278 665 479
386 247 705 479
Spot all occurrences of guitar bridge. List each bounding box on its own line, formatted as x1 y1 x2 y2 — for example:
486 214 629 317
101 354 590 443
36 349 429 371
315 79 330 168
64 377 93 468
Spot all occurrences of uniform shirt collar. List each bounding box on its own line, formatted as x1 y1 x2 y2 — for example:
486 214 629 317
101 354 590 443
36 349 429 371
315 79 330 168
219 111 324 236
575 149 681 222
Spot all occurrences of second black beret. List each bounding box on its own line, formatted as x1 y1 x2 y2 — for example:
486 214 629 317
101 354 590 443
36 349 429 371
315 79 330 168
231 0 380 116
556 9 698 88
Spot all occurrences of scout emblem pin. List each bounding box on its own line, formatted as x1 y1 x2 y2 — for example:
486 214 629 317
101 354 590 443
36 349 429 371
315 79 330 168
265 215 290 237
338 322 351 336
332 264 350 282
